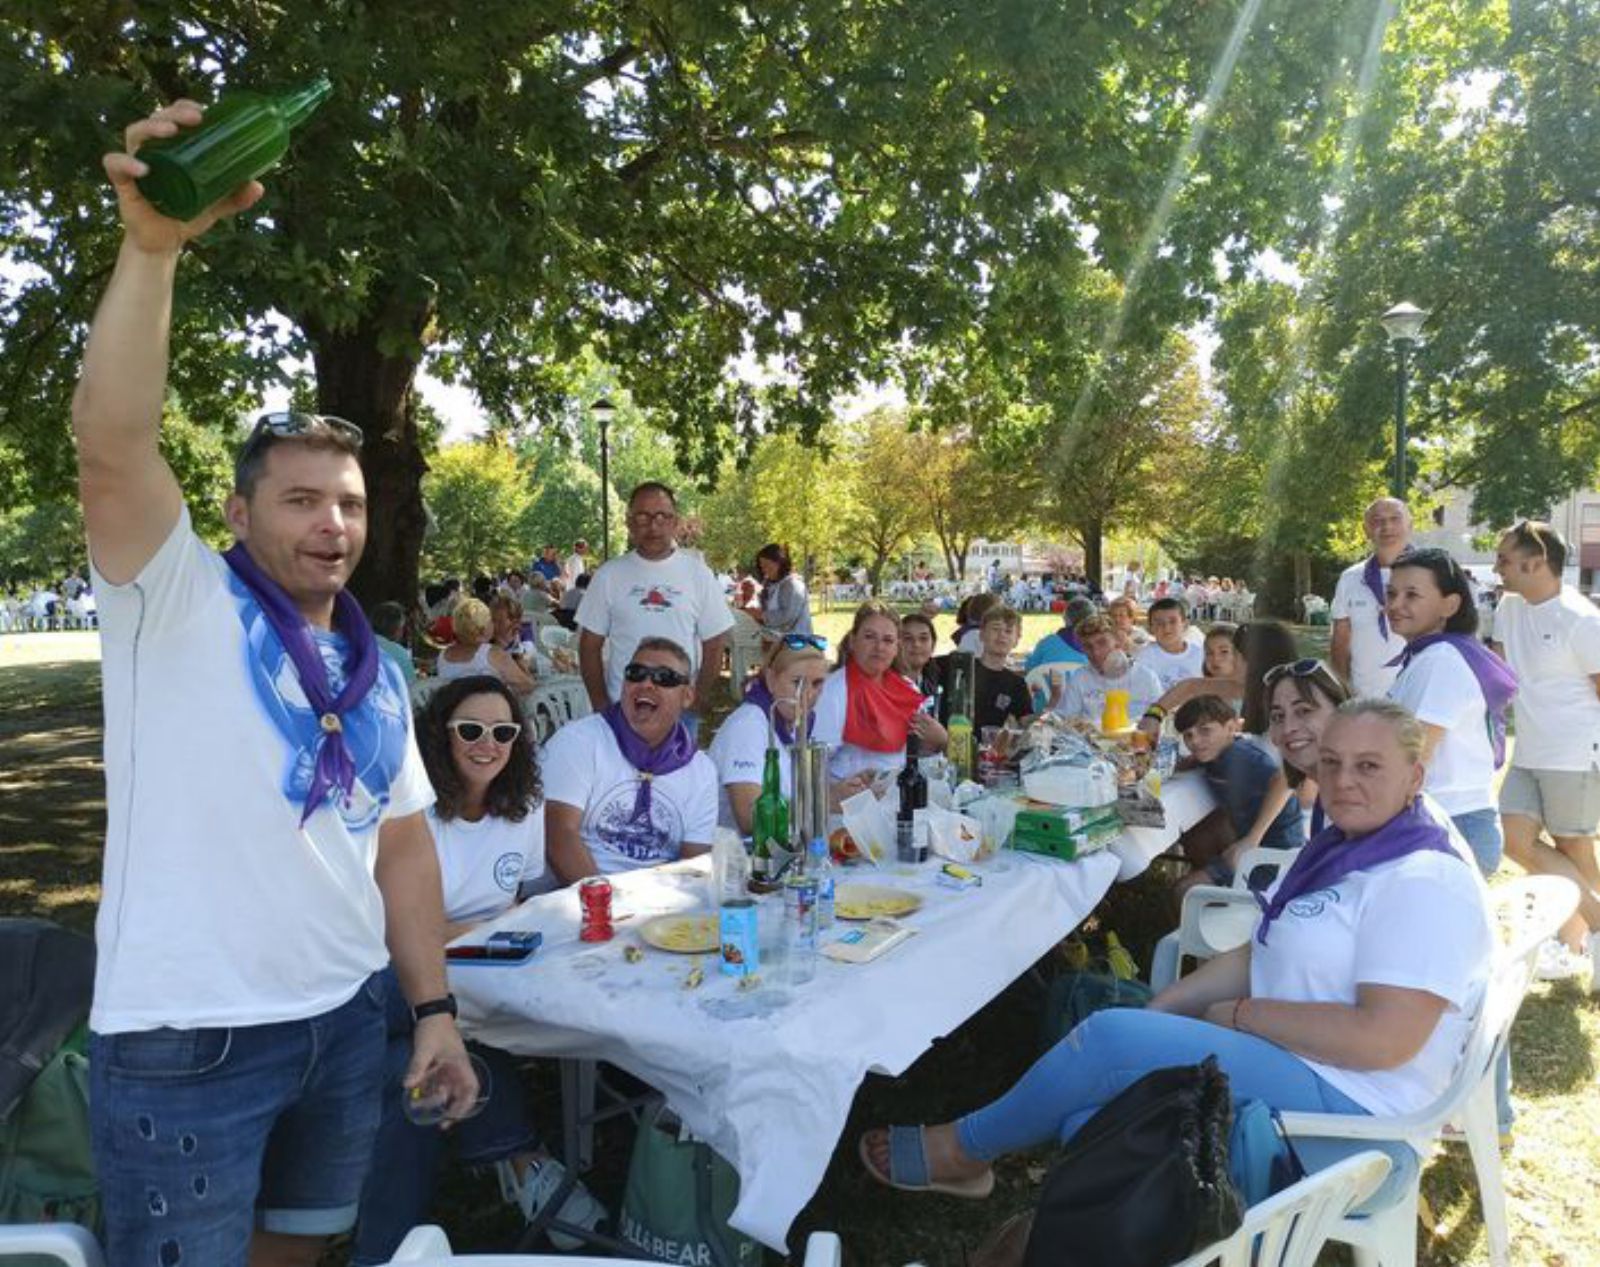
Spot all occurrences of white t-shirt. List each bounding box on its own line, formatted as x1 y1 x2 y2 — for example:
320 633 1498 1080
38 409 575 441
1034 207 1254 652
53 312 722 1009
541 713 718 872
1331 560 1409 696
577 549 736 701
1136 639 1205 693
1252 849 1492 1117
89 510 432 1033
430 803 554 924
436 641 495 681
1053 661 1163 725
564 552 588 583
1387 641 1496 815
813 668 913 782
708 701 793 830
1496 587 1600 771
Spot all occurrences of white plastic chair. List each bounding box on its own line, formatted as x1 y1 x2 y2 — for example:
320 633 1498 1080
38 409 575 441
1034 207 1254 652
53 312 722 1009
1277 875 1578 1267
537 625 573 653
1170 1150 1391 1267
382 1224 843 1266
1148 847 1299 991
410 676 445 710
0 1223 106 1266
727 610 766 687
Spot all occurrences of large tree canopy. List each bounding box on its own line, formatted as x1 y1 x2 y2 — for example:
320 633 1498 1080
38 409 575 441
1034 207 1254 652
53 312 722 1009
2 0 1381 601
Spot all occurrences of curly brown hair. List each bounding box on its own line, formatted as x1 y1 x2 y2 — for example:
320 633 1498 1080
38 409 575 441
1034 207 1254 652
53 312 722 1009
417 675 542 822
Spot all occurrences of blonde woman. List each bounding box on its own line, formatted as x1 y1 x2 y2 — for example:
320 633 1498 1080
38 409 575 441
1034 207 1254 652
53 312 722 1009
436 597 535 693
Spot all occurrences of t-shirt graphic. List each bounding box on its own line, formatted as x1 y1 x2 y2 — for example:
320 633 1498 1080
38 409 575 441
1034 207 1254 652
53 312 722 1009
583 776 686 867
228 573 409 832
634 584 680 611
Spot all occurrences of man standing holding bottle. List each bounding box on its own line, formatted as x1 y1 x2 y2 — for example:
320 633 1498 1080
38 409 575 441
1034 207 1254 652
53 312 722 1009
76 100 475 1267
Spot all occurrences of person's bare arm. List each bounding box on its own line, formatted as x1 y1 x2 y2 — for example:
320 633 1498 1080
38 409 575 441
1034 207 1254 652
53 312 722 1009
1148 944 1251 1018
726 783 759 836
578 630 609 711
696 632 730 709
1417 721 1446 767
1329 618 1353 685
1204 983 1449 1071
74 102 263 583
489 646 534 694
680 841 712 859
546 801 599 883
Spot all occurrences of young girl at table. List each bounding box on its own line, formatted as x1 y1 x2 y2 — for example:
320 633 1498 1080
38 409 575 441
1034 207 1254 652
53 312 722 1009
351 675 605 1264
709 636 831 834
860 698 1494 1199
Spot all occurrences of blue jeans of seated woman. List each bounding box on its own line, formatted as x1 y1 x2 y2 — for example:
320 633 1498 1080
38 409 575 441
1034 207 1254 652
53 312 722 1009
350 968 540 1266
956 1008 1370 1161
1451 809 1503 877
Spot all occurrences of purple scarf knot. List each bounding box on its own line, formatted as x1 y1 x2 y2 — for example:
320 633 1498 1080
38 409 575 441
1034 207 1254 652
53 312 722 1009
1256 799 1457 945
1388 633 1518 767
742 676 812 747
601 703 698 822
223 543 380 826
1362 555 1390 639
1061 627 1085 654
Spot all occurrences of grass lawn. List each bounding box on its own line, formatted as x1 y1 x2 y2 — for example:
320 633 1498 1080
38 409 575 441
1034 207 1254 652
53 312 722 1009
4 626 1598 1264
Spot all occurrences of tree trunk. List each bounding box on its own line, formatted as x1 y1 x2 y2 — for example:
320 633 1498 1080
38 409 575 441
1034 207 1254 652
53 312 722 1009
304 296 435 611
1292 551 1312 616
952 541 970 581
1079 519 1104 591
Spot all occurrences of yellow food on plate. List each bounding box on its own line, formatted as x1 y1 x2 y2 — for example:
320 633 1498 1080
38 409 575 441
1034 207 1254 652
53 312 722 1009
834 884 923 921
639 915 719 954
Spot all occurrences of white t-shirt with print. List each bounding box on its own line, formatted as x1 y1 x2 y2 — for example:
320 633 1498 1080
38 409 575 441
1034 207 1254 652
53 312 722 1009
1496 587 1600 771
1331 561 1409 697
813 668 909 783
1251 849 1492 1117
1053 661 1163 725
708 701 794 831
89 510 432 1034
430 804 554 925
1136 640 1205 694
1387 641 1497 815
577 549 736 702
541 713 718 872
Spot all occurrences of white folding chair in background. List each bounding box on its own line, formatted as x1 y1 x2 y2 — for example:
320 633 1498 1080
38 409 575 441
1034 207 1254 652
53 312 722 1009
1148 847 1299 992
1170 1151 1392 1267
727 610 766 688
0 1223 106 1267
381 1224 844 1266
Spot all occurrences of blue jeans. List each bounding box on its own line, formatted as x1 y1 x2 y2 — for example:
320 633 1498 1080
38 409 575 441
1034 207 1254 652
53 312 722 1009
956 1009 1370 1160
1452 809 1503 877
349 969 541 1266
90 974 388 1267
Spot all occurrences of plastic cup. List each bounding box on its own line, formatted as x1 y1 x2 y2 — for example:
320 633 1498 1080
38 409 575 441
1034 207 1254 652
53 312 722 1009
402 1051 492 1127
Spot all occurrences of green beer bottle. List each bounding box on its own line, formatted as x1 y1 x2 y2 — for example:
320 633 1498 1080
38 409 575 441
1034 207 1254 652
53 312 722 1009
137 76 333 221
750 747 789 893
946 656 974 782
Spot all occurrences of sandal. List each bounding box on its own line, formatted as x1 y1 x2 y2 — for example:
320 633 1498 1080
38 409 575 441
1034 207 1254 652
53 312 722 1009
858 1125 995 1199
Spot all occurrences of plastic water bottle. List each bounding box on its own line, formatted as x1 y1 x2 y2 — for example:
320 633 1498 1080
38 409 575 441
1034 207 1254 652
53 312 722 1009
807 837 835 929
782 872 818 986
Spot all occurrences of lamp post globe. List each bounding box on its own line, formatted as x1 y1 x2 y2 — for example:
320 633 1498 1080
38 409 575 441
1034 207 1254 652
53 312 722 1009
1379 302 1427 497
591 397 617 561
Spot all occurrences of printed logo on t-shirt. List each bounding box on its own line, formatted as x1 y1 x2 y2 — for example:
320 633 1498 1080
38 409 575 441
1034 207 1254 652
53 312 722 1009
1286 888 1341 920
630 584 681 611
493 851 523 892
229 577 409 831
584 777 686 866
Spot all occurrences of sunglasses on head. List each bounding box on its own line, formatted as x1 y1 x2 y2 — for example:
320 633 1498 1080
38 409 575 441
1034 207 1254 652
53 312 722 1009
447 719 522 745
781 633 828 651
624 662 691 688
248 410 364 448
1261 658 1336 689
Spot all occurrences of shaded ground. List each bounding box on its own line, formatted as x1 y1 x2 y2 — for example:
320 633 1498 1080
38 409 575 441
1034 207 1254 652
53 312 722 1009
4 629 1598 1264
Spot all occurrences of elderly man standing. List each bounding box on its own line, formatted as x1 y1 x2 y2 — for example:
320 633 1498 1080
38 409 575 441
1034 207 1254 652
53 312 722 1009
577 482 733 727
544 637 719 879
73 102 473 1267
1492 521 1600 986
1330 496 1412 695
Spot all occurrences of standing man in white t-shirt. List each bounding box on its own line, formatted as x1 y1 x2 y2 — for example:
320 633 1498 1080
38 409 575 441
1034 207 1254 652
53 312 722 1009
1330 497 1412 696
564 538 590 584
75 103 474 1267
1492 520 1600 987
578 483 734 726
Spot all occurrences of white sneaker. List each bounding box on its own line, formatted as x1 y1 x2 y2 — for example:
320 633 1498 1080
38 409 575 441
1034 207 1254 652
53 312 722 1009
497 1158 609 1252
1534 938 1589 982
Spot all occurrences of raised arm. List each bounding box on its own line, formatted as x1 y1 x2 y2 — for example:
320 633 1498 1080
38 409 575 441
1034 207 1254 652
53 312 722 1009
73 101 262 583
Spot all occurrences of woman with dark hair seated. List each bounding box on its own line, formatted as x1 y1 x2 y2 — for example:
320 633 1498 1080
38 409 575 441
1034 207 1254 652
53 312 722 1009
351 675 604 1263
860 700 1492 1197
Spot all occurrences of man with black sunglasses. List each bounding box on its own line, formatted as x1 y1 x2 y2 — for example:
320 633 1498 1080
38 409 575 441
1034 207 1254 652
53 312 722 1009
70 107 474 1267
543 637 719 881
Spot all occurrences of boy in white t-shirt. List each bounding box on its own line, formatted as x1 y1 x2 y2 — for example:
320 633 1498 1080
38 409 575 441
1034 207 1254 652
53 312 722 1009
545 638 718 878
1135 596 1205 693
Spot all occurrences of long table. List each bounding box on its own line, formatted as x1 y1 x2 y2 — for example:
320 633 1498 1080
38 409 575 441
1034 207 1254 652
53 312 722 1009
1107 769 1218 880
452 847 1120 1253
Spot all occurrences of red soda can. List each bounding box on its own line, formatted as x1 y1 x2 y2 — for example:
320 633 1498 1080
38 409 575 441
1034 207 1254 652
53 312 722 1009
579 876 614 942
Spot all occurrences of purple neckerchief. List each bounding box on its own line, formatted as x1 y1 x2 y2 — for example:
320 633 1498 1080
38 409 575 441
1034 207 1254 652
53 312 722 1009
601 703 698 823
1309 800 1326 839
1255 798 1456 945
1060 627 1084 653
1362 555 1389 639
1388 633 1518 767
743 676 812 747
222 543 379 826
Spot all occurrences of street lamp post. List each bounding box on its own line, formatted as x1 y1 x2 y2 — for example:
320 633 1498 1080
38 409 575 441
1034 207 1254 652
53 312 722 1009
1379 301 1427 498
591 397 617 561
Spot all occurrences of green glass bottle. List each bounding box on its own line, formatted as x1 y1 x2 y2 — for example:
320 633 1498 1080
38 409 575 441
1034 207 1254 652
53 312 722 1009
137 76 332 221
946 657 975 782
750 747 789 893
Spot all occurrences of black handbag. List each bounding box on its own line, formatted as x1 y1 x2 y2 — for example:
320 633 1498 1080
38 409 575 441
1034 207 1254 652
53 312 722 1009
1021 1056 1243 1267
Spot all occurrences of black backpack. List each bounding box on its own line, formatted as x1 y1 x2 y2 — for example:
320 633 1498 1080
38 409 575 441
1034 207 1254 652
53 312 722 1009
1021 1056 1243 1267
0 919 95 1120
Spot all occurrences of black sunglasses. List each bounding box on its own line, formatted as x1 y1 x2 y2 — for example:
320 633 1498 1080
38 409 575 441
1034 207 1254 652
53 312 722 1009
624 663 691 688
781 633 829 651
447 719 522 745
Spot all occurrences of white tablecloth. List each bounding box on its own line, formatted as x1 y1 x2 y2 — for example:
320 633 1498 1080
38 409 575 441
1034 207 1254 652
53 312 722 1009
1108 770 1218 880
452 848 1120 1252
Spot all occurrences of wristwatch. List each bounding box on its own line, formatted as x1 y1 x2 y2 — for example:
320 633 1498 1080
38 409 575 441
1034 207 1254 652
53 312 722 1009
411 993 458 1023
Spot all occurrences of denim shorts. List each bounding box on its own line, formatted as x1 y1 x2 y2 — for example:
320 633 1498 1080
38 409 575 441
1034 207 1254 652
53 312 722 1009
90 974 388 1267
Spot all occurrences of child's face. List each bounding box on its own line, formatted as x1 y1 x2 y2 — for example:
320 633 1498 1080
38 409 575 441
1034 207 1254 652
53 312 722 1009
980 620 1020 659
1181 718 1236 764
1204 637 1240 679
1149 608 1187 651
